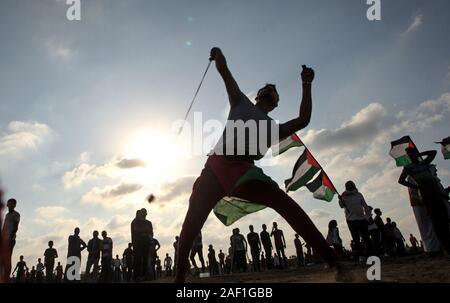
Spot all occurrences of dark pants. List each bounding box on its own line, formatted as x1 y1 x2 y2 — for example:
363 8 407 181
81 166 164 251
189 246 205 271
100 257 112 282
296 249 305 267
426 198 450 253
262 245 273 269
45 262 54 282
275 245 287 268
234 250 247 272
369 229 381 255
175 164 337 280
250 247 261 272
133 240 149 280
347 219 373 257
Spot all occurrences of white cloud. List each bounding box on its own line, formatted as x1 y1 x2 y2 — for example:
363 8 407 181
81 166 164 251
81 181 144 207
300 103 386 155
402 12 423 37
62 157 146 188
155 175 196 204
46 39 74 62
308 209 330 220
0 121 51 156
35 206 67 221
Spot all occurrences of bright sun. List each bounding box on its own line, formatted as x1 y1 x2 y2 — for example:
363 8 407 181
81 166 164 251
122 128 183 188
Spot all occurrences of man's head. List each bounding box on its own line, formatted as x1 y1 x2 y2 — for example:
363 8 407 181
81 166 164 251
74 227 80 235
273 222 278 229
128 243 132 248
255 84 279 113
20 255 24 261
328 220 338 229
262 224 267 231
140 208 148 218
93 230 99 238
6 198 17 211
102 230 107 238
175 236 179 241
374 208 382 216
48 241 53 248
345 181 357 191
406 147 420 163
249 225 254 232
295 233 299 239
38 258 41 263
392 222 397 228
386 217 391 223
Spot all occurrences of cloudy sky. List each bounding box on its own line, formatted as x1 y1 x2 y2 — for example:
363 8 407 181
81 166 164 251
1 0 450 269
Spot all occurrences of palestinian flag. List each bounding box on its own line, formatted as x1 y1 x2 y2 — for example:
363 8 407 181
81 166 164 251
389 136 417 167
285 149 321 192
271 133 303 156
214 197 266 226
437 137 450 160
209 156 277 226
306 171 337 202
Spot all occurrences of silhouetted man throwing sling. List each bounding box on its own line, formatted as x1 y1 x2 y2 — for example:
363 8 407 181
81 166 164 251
175 47 340 282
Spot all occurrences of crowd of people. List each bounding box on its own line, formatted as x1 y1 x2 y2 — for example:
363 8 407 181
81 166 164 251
1 196 435 283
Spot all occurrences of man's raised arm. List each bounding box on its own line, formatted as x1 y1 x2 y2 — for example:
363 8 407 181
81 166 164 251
279 65 314 139
209 47 241 106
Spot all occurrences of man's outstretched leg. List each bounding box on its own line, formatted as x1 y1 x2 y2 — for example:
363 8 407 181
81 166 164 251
233 180 338 266
175 167 225 283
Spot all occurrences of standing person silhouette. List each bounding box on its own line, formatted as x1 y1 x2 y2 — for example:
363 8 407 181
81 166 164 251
12 255 28 283
164 253 173 276
260 224 273 269
247 225 262 272
399 148 450 254
36 258 44 283
230 228 248 273
294 234 305 267
218 249 225 274
207 245 219 276
100 230 113 283
85 230 102 281
1 198 20 281
271 222 287 269
189 232 205 273
43 241 58 282
173 236 179 273
175 47 341 282
339 181 373 261
122 243 134 282
55 262 63 283
409 234 419 252
65 227 86 281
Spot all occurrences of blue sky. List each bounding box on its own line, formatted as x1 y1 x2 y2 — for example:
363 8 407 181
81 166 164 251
1 0 450 268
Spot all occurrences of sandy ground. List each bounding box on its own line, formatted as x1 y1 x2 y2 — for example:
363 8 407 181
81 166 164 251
152 255 450 283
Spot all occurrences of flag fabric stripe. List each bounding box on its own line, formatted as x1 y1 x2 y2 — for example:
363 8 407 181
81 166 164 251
285 150 321 192
212 165 276 226
306 172 336 202
272 133 303 156
442 144 450 160
214 197 266 226
389 136 416 167
439 137 450 160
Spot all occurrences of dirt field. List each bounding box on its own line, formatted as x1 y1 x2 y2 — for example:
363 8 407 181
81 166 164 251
153 255 450 283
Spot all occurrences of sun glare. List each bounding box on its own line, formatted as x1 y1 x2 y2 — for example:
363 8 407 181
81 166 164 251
122 129 184 188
